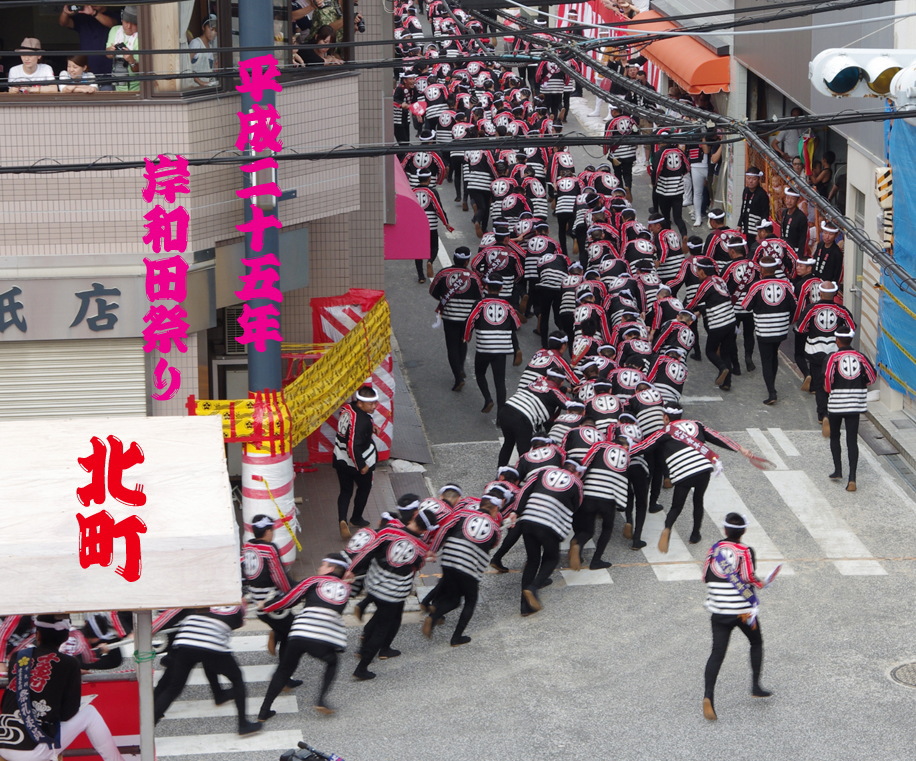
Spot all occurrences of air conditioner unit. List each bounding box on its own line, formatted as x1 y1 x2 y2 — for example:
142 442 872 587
224 305 248 355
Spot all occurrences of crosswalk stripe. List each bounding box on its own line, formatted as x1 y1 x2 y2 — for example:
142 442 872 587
680 395 723 403
705 474 794 577
154 664 279 686
746 428 787 470
767 427 800 457
560 567 613 586
639 512 699 581
160 695 297 721
764 470 887 576
229 635 270 652
155 729 304 757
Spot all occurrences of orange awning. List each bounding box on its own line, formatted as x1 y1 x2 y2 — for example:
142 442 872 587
630 10 730 95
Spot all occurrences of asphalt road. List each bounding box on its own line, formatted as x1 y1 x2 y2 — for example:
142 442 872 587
154 105 916 761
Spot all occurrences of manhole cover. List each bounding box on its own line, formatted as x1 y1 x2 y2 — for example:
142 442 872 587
890 662 916 687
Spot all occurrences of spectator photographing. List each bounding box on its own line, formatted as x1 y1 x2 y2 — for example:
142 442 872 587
8 38 56 93
58 5 117 88
58 55 98 93
105 5 139 92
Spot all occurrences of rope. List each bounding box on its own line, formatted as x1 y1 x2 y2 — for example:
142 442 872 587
257 474 302 552
876 283 916 322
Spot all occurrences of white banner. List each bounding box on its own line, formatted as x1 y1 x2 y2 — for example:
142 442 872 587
0 415 242 615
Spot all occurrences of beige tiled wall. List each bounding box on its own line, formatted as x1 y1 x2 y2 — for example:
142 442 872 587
0 76 360 259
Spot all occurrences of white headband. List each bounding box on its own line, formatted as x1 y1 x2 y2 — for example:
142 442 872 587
757 219 773 229
252 516 274 529
819 281 839 293
784 187 800 197
726 239 747 248
356 388 379 402
647 215 665 225
722 514 748 529
482 495 504 508
498 466 519 476
707 211 725 220
417 510 439 532
836 328 855 338
438 484 463 496
797 258 816 266
322 556 350 568
34 617 71 631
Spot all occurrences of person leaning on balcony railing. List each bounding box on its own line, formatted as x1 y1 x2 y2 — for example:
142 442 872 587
293 25 344 67
105 5 139 92
58 54 99 93
7 38 57 94
59 5 117 87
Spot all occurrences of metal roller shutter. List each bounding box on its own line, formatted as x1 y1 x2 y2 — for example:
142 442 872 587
0 339 147 420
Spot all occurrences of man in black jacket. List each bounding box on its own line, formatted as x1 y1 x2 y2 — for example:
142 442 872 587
737 167 770 239
333 386 381 540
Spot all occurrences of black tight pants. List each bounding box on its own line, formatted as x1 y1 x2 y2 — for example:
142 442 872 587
556 213 575 257
704 614 764 700
497 405 534 467
656 193 687 238
430 567 480 639
261 637 338 712
475 352 508 409
625 463 649 542
705 325 736 374
665 471 710 534
573 497 615 564
357 597 404 670
520 521 561 609
829 412 860 480
154 647 248 726
334 461 373 523
758 338 783 398
443 320 468 386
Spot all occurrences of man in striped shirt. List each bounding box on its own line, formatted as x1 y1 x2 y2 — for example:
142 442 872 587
430 247 483 391
516 460 584 615
687 260 737 391
241 515 293 658
349 506 439 680
741 257 797 406
257 552 352 720
464 274 522 414
702 513 773 721
825 328 876 493
422 494 503 646
153 604 261 735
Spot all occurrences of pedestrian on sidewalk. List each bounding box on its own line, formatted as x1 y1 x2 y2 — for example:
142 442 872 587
702 513 775 721
333 386 381 540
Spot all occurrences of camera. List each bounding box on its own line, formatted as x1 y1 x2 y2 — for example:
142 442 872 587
114 42 128 50
68 4 82 11
357 17 365 33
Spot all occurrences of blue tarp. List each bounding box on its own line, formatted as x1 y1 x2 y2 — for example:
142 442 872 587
878 120 916 396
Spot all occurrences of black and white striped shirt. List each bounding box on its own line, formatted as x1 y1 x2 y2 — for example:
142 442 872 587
581 442 630 506
431 508 502 580
263 576 351 649
688 276 736 331
825 349 876 414
703 541 763 615
464 297 521 354
505 377 568 427
172 607 243 653
741 278 797 339
516 467 583 540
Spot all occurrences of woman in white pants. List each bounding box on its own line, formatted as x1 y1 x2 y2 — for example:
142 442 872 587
686 139 710 227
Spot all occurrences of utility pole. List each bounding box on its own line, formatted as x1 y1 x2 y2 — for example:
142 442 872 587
238 0 298 562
